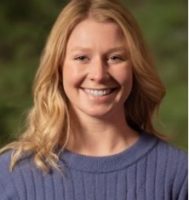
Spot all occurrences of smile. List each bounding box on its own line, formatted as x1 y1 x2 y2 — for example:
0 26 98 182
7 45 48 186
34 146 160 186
83 88 116 96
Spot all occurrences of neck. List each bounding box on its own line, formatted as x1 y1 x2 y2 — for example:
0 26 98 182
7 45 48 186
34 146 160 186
66 109 139 156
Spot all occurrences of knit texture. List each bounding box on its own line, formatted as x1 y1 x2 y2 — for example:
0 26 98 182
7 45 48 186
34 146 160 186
0 132 187 200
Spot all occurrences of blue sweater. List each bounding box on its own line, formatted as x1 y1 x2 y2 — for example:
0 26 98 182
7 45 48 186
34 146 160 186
0 132 187 200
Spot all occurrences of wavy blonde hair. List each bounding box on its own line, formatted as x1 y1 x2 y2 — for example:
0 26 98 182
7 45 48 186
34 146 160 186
1 0 165 171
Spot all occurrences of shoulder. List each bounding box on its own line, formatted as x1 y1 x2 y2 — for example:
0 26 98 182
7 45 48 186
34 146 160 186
146 134 188 172
0 151 19 199
0 150 13 177
141 132 187 166
142 133 187 165
0 150 36 200
0 150 33 173
148 135 188 198
155 137 187 167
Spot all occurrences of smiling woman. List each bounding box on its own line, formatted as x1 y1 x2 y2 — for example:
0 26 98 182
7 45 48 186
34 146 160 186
0 0 187 199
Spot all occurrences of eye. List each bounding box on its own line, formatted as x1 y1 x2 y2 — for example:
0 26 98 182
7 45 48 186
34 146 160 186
74 55 89 63
110 56 122 60
108 55 125 63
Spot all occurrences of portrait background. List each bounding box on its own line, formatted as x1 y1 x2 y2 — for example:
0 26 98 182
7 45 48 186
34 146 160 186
0 0 187 149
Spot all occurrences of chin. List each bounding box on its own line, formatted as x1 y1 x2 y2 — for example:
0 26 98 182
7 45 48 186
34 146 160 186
80 105 119 119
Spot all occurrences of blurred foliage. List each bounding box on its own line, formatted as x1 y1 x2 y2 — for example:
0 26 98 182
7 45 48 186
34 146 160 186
128 0 188 150
0 0 187 150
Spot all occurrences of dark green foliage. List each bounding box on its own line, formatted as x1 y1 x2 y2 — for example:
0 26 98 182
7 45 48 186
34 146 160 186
0 0 187 149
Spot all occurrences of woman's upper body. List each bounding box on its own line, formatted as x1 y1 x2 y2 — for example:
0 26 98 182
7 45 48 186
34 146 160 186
1 0 166 170
0 0 187 199
0 131 187 200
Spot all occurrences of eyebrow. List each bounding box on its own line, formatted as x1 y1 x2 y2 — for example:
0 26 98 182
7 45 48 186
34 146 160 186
70 46 128 53
70 47 92 52
107 47 128 54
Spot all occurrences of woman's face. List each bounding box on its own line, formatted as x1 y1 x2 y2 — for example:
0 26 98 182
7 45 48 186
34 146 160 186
63 18 133 119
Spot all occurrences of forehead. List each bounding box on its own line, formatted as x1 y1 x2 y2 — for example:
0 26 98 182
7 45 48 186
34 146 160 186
66 18 127 50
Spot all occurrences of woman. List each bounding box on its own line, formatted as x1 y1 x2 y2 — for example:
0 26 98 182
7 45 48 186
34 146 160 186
0 0 187 199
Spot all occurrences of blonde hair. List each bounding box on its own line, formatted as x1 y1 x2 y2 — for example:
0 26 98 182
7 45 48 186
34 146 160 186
1 0 165 171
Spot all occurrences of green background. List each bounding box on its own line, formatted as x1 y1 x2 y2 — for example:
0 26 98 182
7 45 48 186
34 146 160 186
0 0 187 150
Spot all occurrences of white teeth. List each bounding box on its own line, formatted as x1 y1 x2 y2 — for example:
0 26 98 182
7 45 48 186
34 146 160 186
84 88 113 96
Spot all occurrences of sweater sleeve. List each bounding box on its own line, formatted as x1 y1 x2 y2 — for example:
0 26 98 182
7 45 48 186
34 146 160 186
178 175 188 200
0 181 5 197
172 149 188 200
0 151 19 200
0 183 10 200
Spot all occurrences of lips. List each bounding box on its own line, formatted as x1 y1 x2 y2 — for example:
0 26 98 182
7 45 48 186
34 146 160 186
82 87 117 97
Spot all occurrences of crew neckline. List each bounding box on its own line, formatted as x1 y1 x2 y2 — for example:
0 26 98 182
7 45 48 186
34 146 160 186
60 132 158 173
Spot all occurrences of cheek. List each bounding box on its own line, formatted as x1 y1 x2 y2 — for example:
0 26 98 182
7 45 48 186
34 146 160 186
112 64 133 87
63 62 85 89
117 67 133 102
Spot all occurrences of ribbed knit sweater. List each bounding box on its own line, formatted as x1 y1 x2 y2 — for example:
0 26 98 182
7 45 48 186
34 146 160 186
0 132 187 200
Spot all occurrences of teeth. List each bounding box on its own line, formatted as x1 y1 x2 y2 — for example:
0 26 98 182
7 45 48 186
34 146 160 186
84 88 113 96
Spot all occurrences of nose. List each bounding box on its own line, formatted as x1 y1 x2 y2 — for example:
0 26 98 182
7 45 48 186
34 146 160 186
88 57 108 82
